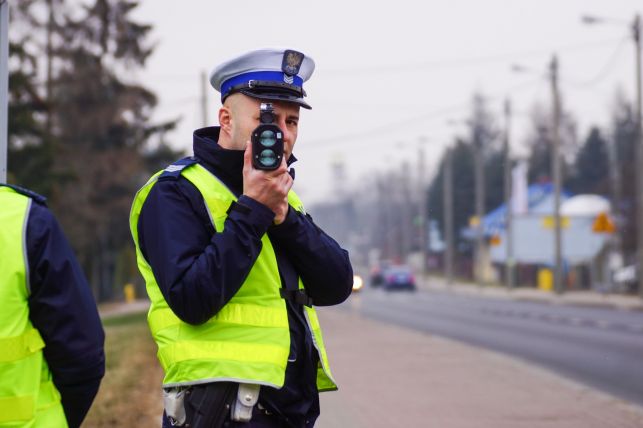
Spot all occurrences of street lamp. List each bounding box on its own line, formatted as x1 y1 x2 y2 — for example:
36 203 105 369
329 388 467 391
511 59 564 294
582 13 642 298
503 98 515 290
417 136 430 275
581 15 630 26
550 55 564 295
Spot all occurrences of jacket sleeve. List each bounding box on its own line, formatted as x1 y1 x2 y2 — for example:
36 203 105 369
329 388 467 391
137 178 275 325
268 207 353 306
26 202 105 428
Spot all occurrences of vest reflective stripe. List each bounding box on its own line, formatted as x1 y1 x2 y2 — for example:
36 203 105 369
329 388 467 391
303 309 336 392
158 341 287 369
0 328 44 363
130 163 337 391
149 304 288 333
0 396 34 423
0 187 67 427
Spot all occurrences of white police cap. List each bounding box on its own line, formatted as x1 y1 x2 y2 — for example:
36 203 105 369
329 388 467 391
210 48 315 109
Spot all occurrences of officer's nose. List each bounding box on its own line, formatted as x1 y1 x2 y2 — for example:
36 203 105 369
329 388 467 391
278 120 295 151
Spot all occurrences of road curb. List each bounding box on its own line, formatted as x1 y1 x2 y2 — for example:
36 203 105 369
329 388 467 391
418 276 643 312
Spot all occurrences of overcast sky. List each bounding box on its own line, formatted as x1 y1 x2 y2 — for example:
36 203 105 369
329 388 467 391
133 1 642 204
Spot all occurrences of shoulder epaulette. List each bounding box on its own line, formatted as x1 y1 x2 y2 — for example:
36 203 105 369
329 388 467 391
0 183 48 205
158 157 198 181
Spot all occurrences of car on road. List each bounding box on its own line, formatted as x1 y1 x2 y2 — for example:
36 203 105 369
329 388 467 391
369 260 392 287
382 265 416 291
370 266 384 287
613 264 638 293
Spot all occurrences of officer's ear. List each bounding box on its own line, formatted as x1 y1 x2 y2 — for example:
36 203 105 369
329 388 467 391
219 105 233 136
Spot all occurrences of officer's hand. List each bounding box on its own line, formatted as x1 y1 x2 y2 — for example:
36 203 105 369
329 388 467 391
272 195 290 225
243 141 292 224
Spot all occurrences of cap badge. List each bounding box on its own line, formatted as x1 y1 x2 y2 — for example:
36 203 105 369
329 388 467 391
282 50 304 77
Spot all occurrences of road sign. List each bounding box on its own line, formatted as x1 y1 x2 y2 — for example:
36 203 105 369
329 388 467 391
592 212 615 234
542 215 570 229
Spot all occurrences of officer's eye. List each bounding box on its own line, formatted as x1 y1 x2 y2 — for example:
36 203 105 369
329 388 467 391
286 119 299 127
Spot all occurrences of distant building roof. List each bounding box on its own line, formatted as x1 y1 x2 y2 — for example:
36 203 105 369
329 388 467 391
462 183 572 239
561 194 611 216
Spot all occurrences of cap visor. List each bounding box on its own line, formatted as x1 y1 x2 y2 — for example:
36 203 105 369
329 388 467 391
240 90 311 110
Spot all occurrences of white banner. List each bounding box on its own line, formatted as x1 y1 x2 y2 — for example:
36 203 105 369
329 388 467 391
512 160 528 215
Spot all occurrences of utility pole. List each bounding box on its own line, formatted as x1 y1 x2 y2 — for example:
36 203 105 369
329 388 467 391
0 0 8 183
633 14 643 299
201 70 208 127
46 0 54 136
443 147 454 285
400 160 412 260
550 55 564 294
581 13 642 297
377 175 392 260
417 141 427 274
474 125 485 285
503 98 514 289
608 128 623 266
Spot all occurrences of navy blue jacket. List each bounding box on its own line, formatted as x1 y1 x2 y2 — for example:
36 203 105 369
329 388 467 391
10 187 105 428
138 127 353 427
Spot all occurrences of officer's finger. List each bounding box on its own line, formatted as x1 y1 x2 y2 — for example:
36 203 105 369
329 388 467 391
279 169 294 193
285 172 294 191
264 161 287 178
274 157 288 175
282 179 293 196
267 155 287 175
243 141 252 172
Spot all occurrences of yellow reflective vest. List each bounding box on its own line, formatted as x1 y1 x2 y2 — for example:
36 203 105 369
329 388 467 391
130 163 337 391
0 186 68 427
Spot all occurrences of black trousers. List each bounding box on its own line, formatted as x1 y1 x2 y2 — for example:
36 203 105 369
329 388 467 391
161 383 292 428
222 407 292 428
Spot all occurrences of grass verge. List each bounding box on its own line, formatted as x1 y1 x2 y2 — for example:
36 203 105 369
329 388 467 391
83 311 163 427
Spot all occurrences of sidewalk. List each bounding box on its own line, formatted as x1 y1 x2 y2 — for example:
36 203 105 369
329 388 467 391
95 297 643 427
417 276 643 311
98 299 149 319
316 304 643 428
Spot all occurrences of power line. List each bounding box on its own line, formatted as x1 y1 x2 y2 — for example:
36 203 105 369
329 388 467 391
561 33 630 88
305 33 632 151
139 37 627 82
321 37 625 76
304 77 542 148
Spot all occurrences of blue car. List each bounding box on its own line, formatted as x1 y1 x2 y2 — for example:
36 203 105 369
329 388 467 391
383 266 416 291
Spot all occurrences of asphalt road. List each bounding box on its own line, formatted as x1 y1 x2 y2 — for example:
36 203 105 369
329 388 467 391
348 286 643 406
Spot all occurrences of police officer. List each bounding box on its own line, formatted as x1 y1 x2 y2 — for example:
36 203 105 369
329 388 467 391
0 184 105 427
130 48 353 427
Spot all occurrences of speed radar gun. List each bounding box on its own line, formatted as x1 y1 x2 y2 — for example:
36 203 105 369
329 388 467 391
251 103 284 170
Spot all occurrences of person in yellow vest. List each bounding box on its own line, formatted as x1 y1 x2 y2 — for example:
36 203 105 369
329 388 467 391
130 48 353 427
0 184 105 427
